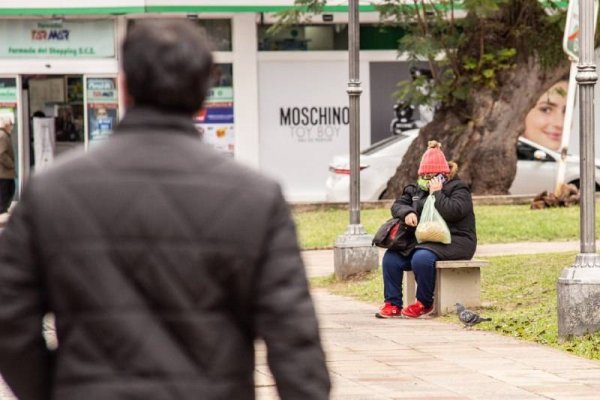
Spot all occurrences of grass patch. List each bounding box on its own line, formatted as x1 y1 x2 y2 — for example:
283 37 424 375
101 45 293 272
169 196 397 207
311 252 600 360
294 204 596 249
294 208 388 250
475 204 583 244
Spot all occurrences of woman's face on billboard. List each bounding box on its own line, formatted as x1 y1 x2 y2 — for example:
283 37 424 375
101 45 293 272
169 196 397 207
523 80 568 151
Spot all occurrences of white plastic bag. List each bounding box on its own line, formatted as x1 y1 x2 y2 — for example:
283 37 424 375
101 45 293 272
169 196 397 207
415 194 451 244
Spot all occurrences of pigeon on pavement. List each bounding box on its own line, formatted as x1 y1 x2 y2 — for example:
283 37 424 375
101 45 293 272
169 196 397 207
454 303 491 327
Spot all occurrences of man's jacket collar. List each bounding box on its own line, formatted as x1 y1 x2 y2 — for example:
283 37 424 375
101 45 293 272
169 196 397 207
115 106 199 137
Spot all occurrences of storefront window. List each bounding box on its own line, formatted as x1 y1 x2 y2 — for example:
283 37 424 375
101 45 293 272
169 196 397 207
258 24 405 51
194 64 235 157
0 78 18 198
86 77 118 145
198 19 232 51
127 19 232 52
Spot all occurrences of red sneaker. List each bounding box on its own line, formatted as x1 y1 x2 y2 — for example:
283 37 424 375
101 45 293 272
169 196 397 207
401 300 433 318
375 302 402 319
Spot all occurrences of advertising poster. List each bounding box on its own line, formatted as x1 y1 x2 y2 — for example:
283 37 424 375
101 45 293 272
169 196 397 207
564 47 600 159
258 60 371 201
86 78 118 144
194 64 235 157
196 123 235 156
32 117 56 172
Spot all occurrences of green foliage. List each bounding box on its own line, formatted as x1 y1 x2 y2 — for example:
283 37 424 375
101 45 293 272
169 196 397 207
464 48 516 89
275 0 566 110
293 203 596 250
463 0 506 17
311 252 600 360
267 0 327 34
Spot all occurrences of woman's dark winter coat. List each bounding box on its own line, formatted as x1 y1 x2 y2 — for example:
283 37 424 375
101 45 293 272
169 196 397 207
391 173 477 260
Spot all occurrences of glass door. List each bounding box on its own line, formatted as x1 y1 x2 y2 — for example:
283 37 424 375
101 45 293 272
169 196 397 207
84 75 119 151
0 76 21 201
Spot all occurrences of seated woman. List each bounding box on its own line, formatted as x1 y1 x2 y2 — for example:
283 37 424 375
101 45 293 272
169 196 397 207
376 140 477 319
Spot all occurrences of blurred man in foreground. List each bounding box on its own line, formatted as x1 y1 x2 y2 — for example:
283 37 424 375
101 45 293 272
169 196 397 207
0 19 330 400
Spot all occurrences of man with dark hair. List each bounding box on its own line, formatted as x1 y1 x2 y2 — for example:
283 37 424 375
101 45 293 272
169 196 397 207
0 20 330 400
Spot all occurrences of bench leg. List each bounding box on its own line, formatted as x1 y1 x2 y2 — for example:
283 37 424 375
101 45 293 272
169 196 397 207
402 271 416 307
434 268 481 315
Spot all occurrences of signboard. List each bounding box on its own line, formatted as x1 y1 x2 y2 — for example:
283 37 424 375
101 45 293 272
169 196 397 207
563 0 599 61
86 77 118 143
0 20 115 58
258 60 371 201
197 87 234 124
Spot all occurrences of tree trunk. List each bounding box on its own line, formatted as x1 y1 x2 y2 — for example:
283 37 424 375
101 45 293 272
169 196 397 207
383 58 569 198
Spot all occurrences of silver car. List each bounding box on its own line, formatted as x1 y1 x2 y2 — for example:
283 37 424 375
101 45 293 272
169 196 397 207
325 131 600 201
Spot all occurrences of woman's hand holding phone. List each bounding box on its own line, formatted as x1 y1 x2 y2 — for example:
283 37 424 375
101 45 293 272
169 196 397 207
429 175 444 193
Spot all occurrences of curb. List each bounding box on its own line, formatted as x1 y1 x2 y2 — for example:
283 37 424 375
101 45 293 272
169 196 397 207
291 194 534 212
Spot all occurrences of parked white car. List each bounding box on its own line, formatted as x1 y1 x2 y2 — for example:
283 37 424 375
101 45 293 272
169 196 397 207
325 130 600 201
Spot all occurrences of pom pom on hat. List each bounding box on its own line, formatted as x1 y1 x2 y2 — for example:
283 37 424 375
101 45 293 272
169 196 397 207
418 140 450 175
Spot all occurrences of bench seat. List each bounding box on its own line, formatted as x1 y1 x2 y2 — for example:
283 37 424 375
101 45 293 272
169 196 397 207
402 259 489 315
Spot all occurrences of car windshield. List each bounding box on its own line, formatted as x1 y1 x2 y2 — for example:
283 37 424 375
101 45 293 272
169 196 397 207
361 134 408 155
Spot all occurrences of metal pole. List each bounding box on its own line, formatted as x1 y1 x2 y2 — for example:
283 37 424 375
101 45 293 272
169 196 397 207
574 0 599 265
557 0 600 338
333 0 378 280
346 0 364 234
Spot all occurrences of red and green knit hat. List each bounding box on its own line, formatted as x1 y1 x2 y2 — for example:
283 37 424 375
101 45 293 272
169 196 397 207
418 140 450 175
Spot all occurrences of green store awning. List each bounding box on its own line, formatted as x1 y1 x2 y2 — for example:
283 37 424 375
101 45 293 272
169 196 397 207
0 1 567 16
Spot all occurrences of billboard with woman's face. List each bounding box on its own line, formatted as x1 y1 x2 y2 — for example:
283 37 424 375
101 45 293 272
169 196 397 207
522 79 568 151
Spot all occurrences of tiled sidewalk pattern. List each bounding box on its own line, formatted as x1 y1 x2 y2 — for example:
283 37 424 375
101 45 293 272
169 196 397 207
256 290 600 400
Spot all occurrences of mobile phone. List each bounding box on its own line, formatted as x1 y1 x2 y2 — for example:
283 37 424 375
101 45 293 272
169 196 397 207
435 174 447 183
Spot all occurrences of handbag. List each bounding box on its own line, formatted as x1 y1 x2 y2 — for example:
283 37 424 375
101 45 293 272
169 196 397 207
372 217 416 254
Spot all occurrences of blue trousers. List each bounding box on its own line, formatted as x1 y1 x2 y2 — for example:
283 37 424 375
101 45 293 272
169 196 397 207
382 248 438 308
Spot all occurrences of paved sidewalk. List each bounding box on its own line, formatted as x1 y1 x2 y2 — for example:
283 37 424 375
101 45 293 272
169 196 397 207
2 241 597 400
254 241 600 399
256 290 600 400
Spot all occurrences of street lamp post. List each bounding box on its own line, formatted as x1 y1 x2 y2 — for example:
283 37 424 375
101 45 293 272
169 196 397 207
557 0 600 337
333 0 378 279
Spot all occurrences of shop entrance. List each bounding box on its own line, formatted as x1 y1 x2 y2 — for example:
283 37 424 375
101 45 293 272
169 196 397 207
22 75 85 176
13 74 119 194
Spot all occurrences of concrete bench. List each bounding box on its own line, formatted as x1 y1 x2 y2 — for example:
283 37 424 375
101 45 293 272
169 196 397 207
402 259 489 315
